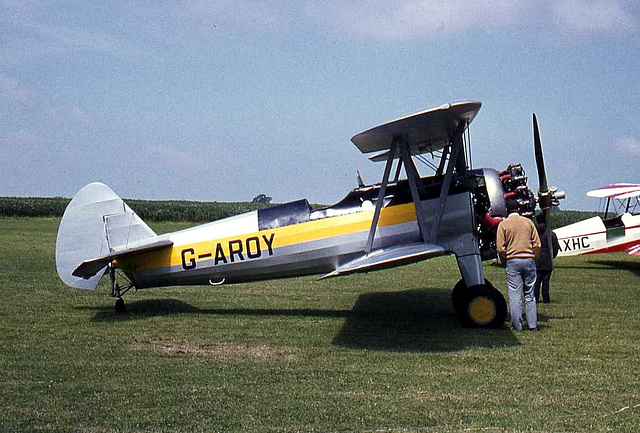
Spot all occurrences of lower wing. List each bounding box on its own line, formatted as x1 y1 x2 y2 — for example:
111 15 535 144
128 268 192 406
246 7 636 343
319 242 445 279
627 243 640 256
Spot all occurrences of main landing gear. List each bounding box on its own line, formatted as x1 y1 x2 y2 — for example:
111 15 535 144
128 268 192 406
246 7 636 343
451 279 507 328
108 263 135 313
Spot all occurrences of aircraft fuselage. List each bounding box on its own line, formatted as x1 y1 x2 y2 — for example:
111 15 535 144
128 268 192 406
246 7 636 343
120 173 492 289
554 213 640 256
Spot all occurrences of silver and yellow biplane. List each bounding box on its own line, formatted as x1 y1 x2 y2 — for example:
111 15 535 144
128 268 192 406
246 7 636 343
56 101 563 328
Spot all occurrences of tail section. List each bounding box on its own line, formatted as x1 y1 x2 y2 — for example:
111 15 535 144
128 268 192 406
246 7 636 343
56 183 157 290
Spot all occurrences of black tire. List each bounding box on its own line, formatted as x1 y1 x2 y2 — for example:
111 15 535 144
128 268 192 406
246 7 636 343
114 297 126 313
455 284 507 329
451 278 494 314
451 279 468 314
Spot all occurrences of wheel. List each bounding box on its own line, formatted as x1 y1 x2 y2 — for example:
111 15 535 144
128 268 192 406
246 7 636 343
114 297 126 313
451 279 468 314
451 278 493 314
455 284 507 329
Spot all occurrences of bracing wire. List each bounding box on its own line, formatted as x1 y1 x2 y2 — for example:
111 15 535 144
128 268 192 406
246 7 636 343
465 122 473 171
411 149 440 173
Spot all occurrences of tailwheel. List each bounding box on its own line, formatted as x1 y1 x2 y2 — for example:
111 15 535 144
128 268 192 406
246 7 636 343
114 297 126 313
109 263 134 314
453 281 507 328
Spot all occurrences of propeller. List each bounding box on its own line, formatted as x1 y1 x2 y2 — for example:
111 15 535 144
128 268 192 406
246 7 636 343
532 114 565 253
533 114 550 223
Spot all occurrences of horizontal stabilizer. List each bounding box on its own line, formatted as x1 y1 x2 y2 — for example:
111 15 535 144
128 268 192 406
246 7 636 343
73 239 174 279
627 243 640 256
319 242 445 280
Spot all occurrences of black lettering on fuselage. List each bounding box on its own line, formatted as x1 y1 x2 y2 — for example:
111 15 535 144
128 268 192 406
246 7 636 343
262 233 275 256
180 233 276 270
562 236 590 252
181 248 196 270
228 239 244 263
246 236 262 259
571 238 581 250
214 243 227 265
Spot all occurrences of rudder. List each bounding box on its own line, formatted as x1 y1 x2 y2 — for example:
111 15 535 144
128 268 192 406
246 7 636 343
55 183 156 290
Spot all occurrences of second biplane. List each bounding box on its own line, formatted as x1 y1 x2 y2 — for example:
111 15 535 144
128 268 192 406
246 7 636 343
56 101 564 328
555 184 640 257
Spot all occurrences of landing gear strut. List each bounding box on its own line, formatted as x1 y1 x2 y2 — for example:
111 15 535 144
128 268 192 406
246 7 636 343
108 263 134 313
452 279 507 328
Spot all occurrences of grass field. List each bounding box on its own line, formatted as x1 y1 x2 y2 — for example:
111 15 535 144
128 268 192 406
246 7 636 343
1 217 638 432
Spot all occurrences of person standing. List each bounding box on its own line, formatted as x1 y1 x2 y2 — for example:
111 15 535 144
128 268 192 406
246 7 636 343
534 221 559 303
496 209 541 331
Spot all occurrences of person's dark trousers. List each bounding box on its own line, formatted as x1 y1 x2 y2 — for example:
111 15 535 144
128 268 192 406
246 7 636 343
534 269 552 303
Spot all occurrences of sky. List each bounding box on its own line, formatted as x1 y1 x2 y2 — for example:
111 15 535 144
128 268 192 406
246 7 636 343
1 1 639 211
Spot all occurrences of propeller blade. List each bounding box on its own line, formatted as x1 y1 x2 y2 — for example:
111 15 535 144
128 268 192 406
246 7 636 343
532 113 554 253
533 113 548 194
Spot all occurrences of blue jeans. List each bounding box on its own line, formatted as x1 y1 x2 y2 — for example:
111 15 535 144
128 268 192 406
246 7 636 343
506 258 538 330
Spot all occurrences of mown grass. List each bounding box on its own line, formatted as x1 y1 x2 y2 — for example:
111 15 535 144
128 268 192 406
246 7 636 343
1 218 638 432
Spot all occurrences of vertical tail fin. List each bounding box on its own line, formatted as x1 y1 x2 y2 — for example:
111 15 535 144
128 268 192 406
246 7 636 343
55 183 156 290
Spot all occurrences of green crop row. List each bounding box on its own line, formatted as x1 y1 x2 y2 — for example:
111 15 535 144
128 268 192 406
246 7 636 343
0 196 598 226
0 197 271 222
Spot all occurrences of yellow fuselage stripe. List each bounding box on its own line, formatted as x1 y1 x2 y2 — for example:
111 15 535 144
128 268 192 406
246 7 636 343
129 202 418 271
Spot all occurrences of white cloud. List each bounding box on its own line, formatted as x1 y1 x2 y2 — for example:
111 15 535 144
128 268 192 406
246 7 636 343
3 0 637 56
307 0 529 40
614 136 640 159
549 0 639 36
305 0 639 41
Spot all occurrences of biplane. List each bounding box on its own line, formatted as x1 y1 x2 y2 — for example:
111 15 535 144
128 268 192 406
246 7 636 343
555 184 640 257
56 101 564 328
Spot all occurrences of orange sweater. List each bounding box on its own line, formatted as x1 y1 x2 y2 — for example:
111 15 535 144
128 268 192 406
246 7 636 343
496 213 541 260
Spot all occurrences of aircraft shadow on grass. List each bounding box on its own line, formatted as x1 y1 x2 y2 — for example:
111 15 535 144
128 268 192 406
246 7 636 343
82 288 527 352
587 260 640 277
555 260 640 277
332 289 522 352
82 300 352 322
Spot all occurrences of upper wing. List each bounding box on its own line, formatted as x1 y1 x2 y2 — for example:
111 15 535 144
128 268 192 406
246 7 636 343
586 184 640 199
351 101 481 159
319 242 445 280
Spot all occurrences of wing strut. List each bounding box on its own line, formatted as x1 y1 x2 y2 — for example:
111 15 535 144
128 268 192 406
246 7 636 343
365 139 397 254
399 136 429 241
428 121 467 242
362 108 473 254
436 146 450 176
365 134 433 253
393 158 403 182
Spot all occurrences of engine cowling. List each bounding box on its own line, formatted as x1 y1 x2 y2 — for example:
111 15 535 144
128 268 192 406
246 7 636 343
476 165 537 260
